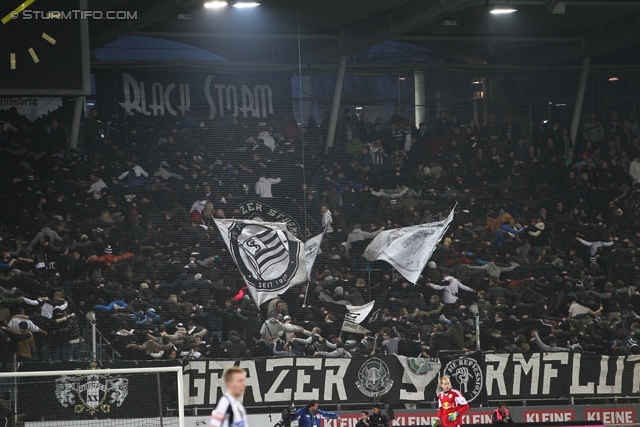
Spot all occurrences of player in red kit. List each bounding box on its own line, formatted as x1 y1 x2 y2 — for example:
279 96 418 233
432 376 469 427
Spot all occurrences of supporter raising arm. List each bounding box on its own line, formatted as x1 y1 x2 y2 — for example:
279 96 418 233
428 276 475 304
255 173 281 198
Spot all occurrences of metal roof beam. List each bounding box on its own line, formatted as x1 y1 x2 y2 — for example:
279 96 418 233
493 12 640 65
90 0 203 50
324 0 479 58
488 0 640 5
395 35 581 42
543 0 565 14
90 59 640 73
134 31 339 40
133 31 581 44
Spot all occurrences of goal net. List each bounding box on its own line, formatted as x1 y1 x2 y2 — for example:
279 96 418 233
0 364 184 427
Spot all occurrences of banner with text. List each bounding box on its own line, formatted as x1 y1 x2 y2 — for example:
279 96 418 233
183 352 640 408
17 353 640 416
94 68 292 122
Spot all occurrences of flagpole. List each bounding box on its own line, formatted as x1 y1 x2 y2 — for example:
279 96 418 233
302 227 327 308
303 281 311 306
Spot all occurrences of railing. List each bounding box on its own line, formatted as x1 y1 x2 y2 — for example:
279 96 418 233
95 327 121 362
66 296 121 362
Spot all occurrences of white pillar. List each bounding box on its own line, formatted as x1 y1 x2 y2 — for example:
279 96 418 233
325 54 348 152
69 96 85 150
482 79 488 125
570 56 591 146
414 70 426 125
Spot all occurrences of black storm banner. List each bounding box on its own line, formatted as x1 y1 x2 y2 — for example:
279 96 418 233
94 68 293 121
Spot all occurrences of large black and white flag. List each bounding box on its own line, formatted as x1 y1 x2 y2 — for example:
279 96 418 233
342 300 375 334
214 219 308 307
363 209 454 284
304 232 324 280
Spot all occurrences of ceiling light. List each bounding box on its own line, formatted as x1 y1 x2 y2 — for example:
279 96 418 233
490 8 517 14
471 80 482 84
232 2 260 7
204 1 227 8
399 77 406 81
609 77 619 82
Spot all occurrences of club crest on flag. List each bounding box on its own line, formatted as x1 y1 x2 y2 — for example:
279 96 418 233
215 219 308 307
395 355 441 394
227 221 301 292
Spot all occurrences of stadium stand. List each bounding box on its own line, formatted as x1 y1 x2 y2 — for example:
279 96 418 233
0 106 639 363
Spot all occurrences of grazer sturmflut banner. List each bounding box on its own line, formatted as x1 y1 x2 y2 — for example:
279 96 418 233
183 353 640 407
94 68 293 120
18 353 640 416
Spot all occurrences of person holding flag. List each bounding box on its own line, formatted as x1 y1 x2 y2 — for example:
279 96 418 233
432 376 469 427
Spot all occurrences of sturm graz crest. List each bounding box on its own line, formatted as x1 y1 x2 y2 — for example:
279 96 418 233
55 362 129 414
443 357 483 402
356 358 394 397
227 222 301 292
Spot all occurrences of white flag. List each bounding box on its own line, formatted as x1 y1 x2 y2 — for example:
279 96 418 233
342 300 375 334
214 219 308 307
395 355 441 393
304 232 324 280
363 208 454 284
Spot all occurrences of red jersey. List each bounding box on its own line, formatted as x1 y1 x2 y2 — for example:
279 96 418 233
437 388 469 427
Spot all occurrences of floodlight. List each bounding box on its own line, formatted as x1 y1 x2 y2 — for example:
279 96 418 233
204 1 228 9
233 2 260 7
490 8 516 14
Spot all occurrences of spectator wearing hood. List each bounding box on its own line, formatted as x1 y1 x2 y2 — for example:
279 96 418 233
344 223 385 256
225 330 247 359
260 312 304 345
255 173 281 198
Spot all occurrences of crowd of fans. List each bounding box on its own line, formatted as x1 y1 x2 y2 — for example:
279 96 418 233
0 103 640 365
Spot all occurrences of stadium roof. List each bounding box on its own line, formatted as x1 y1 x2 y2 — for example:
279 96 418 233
89 0 640 70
